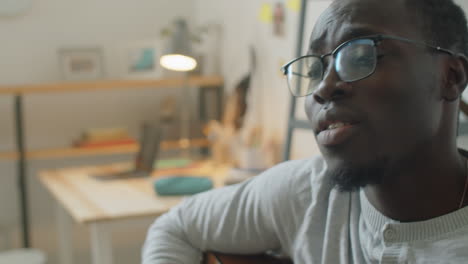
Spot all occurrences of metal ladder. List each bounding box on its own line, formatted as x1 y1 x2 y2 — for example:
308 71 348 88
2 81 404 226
283 0 312 161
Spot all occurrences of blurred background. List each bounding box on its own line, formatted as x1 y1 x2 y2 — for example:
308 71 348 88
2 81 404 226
0 0 468 263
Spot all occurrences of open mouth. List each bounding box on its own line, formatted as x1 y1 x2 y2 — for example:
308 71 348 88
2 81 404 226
323 122 354 131
317 121 360 146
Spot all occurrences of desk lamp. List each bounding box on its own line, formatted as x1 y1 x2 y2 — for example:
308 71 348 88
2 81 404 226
160 19 197 71
160 19 197 154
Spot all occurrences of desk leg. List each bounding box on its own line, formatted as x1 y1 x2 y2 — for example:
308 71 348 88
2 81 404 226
90 222 113 264
56 203 74 264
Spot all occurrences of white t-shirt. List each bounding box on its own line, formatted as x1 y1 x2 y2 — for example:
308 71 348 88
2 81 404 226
142 156 468 263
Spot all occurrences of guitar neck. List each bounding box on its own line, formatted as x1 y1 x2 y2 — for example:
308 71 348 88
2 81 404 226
204 252 293 264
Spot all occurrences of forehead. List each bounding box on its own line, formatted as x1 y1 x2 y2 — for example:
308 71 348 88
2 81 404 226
309 0 423 52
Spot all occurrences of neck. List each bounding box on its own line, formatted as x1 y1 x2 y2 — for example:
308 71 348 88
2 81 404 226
364 146 467 222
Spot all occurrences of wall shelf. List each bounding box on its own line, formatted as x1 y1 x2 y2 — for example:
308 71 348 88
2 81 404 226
0 138 210 160
2 75 223 248
0 75 223 95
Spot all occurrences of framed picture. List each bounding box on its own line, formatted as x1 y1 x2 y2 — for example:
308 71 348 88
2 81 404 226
120 41 163 79
58 47 104 81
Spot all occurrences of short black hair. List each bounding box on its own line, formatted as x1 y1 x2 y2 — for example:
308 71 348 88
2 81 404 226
406 0 468 56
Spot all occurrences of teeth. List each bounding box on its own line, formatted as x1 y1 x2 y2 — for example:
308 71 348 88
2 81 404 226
326 122 350 130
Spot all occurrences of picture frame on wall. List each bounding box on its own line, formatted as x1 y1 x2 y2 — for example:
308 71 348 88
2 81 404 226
120 40 163 79
58 47 104 81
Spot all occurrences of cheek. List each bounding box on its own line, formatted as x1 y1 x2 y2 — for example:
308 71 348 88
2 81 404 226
363 65 440 149
305 95 319 124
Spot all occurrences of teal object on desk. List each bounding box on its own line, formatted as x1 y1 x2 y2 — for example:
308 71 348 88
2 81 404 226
154 176 213 196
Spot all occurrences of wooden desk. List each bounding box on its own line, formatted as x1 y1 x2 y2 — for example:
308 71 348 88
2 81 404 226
39 160 229 264
3 76 224 248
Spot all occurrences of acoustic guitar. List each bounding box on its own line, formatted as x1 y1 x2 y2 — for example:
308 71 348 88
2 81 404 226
204 252 293 264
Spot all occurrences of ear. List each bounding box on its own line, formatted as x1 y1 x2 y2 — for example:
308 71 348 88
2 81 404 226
442 54 468 102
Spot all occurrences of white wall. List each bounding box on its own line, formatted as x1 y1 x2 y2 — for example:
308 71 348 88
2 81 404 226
194 0 468 158
0 0 195 84
456 0 468 12
0 0 195 263
194 0 332 160
0 0 198 151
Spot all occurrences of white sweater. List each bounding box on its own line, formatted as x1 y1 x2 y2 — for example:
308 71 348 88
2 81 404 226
142 156 468 263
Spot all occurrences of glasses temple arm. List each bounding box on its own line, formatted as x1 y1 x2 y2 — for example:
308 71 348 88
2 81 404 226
380 35 455 55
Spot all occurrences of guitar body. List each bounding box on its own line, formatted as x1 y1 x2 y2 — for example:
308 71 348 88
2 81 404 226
204 252 293 264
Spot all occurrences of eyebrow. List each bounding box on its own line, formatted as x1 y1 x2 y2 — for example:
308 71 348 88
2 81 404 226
308 26 382 53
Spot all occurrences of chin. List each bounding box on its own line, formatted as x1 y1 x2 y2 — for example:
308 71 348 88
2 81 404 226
319 137 377 165
324 156 389 192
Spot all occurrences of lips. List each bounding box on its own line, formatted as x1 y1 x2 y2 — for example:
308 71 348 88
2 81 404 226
315 112 361 147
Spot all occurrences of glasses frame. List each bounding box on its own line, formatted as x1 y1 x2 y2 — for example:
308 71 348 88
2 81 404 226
281 34 456 97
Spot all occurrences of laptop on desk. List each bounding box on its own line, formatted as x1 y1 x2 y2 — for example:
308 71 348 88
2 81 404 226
93 123 163 181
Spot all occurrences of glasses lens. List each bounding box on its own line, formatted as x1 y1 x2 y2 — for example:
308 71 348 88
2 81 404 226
336 39 376 82
286 56 322 97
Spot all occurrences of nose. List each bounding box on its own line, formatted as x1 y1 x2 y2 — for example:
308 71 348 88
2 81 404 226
312 61 353 104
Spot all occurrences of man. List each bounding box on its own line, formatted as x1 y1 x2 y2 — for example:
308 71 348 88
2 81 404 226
143 0 468 263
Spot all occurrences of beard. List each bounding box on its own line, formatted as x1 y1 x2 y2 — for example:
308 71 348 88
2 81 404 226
326 157 389 192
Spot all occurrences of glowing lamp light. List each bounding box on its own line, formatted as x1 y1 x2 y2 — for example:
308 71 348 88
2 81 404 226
160 54 197 72
160 19 197 72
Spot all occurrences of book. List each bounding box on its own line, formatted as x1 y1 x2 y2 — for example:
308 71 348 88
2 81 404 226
74 138 136 148
81 127 130 142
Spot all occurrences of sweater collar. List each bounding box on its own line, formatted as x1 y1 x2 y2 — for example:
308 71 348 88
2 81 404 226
360 190 468 242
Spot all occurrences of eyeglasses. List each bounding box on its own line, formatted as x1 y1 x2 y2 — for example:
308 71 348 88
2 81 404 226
281 34 455 97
